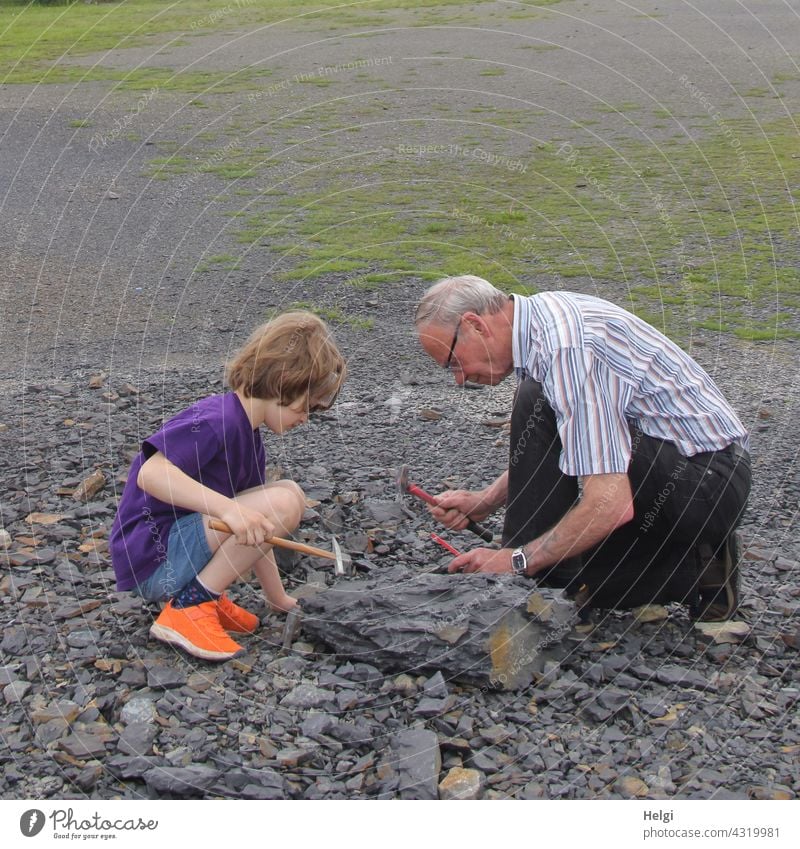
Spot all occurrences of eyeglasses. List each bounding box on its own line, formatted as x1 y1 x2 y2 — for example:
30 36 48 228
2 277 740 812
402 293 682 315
443 318 462 370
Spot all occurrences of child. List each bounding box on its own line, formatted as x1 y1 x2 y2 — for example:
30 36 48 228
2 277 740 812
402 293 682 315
110 311 346 662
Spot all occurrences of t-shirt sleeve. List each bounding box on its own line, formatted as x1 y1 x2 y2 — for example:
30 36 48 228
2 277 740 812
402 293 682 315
142 409 223 481
543 347 635 476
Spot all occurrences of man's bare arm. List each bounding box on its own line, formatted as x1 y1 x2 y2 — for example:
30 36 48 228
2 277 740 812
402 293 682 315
448 472 634 575
523 473 633 574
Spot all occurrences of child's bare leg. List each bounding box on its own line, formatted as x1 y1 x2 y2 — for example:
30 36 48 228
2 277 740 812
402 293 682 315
198 480 305 608
252 553 297 612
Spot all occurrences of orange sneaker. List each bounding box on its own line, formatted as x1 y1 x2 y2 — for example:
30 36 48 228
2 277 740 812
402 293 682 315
216 593 260 634
149 600 244 661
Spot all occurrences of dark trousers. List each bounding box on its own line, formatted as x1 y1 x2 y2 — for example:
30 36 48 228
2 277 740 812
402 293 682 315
503 380 752 608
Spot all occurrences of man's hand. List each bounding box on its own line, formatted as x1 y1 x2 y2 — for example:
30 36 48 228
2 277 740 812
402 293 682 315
430 489 496 531
218 504 276 547
448 547 513 574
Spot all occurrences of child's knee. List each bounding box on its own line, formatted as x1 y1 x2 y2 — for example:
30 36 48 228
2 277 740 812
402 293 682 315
277 480 305 527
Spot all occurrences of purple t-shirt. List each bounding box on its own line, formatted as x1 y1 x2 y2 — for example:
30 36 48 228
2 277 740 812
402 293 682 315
110 393 266 591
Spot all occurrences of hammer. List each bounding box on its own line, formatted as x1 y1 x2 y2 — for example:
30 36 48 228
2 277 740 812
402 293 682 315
208 519 353 578
396 464 493 543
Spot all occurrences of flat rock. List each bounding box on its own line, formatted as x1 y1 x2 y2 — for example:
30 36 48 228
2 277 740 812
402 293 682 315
439 767 484 800
280 683 336 709
3 680 31 703
144 765 220 796
423 671 449 698
387 729 441 800
240 773 287 800
414 696 455 717
54 600 102 620
632 604 669 623
121 697 158 726
363 500 406 523
106 755 159 780
300 566 576 690
694 620 751 644
30 700 81 724
0 665 20 685
66 630 99 649
60 732 110 760
1 628 29 656
117 723 158 756
146 666 187 689
655 665 713 690
617 775 650 798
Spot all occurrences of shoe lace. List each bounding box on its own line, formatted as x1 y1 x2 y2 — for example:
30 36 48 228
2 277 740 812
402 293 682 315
190 602 231 639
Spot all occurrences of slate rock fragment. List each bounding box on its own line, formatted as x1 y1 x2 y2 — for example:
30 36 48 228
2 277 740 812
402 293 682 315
439 767 484 800
300 566 576 689
144 766 220 797
385 729 441 800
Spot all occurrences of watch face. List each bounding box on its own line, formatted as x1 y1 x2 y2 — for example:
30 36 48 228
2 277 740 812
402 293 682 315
512 549 526 574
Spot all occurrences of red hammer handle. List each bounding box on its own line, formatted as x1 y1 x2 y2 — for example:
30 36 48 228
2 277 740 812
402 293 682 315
407 483 494 543
407 483 438 506
431 533 461 557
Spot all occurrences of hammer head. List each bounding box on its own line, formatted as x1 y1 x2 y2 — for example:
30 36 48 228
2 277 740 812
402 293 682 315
332 535 354 578
280 606 303 651
396 464 410 500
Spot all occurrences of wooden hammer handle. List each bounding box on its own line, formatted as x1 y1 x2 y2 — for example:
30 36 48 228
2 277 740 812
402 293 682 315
208 519 337 561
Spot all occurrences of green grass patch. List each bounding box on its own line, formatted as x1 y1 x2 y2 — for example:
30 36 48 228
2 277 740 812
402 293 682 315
282 301 374 331
195 253 241 273
68 117 90 127
596 101 642 113
0 0 561 84
189 110 800 340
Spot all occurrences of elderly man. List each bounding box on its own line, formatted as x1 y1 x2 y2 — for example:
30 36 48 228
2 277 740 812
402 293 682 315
416 275 751 620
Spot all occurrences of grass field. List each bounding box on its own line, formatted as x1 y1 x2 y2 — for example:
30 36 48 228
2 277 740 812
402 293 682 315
3 0 798 341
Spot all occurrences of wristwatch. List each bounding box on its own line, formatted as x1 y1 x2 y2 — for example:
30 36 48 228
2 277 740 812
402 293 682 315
511 546 528 577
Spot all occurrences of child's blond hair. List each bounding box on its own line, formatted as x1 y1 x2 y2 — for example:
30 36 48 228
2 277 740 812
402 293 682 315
226 311 346 407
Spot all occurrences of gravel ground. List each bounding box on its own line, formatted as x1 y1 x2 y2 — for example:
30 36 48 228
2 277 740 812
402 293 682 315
0 0 798 800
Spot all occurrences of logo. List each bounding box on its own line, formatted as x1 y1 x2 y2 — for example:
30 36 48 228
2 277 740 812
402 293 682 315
20 810 46 837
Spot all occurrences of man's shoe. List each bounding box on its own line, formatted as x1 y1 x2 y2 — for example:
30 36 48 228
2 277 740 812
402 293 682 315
216 593 260 634
149 600 245 661
694 532 741 621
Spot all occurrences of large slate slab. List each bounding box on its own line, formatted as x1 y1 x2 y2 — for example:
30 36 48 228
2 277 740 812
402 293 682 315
299 566 577 689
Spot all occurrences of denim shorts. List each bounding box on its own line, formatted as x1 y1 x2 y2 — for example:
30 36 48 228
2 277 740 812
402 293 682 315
133 512 213 603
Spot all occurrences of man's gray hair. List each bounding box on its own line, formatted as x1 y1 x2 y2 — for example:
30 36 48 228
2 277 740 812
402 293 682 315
415 274 508 327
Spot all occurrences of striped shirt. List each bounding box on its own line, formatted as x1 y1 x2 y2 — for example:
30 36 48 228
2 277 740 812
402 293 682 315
511 292 749 476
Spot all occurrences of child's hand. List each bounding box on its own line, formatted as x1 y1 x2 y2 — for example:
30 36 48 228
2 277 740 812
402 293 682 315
219 505 276 547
